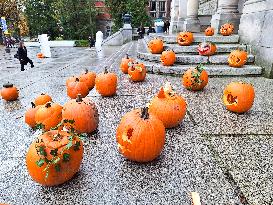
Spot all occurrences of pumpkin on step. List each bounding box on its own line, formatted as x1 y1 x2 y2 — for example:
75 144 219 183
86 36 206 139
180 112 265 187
25 102 41 128
205 27 215 36
228 50 248 68
120 54 134 74
26 130 83 186
220 23 234 36
177 32 194 46
223 82 255 113
182 65 208 91
95 68 117 97
160 50 176 66
35 93 52 106
79 69 96 90
37 53 45 58
198 42 217 56
1 83 19 101
149 83 187 128
148 38 164 54
128 62 146 82
116 107 165 162
67 77 89 99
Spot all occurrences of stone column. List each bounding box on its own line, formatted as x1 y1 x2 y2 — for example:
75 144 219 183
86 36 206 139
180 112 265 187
183 0 200 32
169 0 180 34
177 0 188 31
211 0 241 33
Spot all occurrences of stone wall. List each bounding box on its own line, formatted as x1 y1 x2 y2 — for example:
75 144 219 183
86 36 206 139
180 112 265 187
198 0 218 15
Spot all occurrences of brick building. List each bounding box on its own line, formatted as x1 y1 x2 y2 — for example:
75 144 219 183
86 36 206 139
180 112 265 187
148 0 171 19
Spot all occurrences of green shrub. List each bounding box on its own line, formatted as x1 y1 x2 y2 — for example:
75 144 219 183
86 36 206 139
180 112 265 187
75 40 89 47
55 36 64 41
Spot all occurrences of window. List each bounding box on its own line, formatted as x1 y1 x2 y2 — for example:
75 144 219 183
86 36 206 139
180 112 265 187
159 1 166 12
150 1 156 11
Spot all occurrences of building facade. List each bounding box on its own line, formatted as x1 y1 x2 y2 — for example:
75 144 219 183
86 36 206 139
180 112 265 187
148 0 171 19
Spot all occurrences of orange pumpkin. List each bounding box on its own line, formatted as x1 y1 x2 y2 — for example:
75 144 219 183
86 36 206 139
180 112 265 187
228 50 248 68
95 68 118 97
205 27 215 36
26 130 83 186
182 65 209 91
177 32 194 46
35 102 63 131
128 62 146 82
66 76 77 87
149 83 187 128
62 94 99 134
116 107 165 162
223 82 255 113
1 83 19 101
34 93 52 106
67 77 89 99
25 102 41 128
197 42 217 56
120 54 134 74
220 23 234 36
37 53 45 58
160 50 176 66
148 38 164 54
79 69 96 90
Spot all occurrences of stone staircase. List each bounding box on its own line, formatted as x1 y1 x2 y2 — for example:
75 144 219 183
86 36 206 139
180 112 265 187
136 33 263 76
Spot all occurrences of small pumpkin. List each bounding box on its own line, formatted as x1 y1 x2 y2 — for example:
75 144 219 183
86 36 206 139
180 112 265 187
205 27 214 36
149 83 187 128
120 54 134 74
35 102 63 131
79 69 96 90
128 62 146 82
67 77 89 99
220 23 234 36
116 107 165 162
223 82 255 113
62 94 99 134
25 102 41 128
228 50 248 68
198 42 217 56
160 50 176 66
37 53 45 58
95 68 118 97
26 130 83 186
182 65 209 91
1 83 19 101
177 32 194 46
148 38 164 54
34 93 52 106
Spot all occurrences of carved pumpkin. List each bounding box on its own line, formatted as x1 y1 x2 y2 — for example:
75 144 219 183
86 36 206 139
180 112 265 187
228 50 248 68
149 83 187 128
120 54 134 74
205 27 215 36
220 23 234 36
37 53 45 58
116 107 165 162
95 68 118 97
25 102 41 128
223 82 255 113
128 62 146 82
182 65 209 91
79 69 96 90
1 83 19 101
67 77 89 99
26 130 83 186
62 94 99 134
34 93 52 106
35 102 63 131
148 38 164 54
160 50 176 66
177 32 194 46
198 42 217 56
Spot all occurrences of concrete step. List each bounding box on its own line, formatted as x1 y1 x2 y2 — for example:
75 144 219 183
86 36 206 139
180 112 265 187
137 52 255 65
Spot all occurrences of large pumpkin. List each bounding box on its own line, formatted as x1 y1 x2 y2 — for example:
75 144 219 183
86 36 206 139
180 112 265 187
34 93 52 106
25 102 41 128
148 38 164 54
182 65 209 91
116 107 165 162
62 94 99 134
228 50 248 68
223 82 255 113
149 83 187 128
177 32 194 46
128 62 146 82
197 42 217 56
26 130 83 186
160 50 176 66
120 54 134 74
35 102 63 131
205 27 214 36
67 77 89 99
79 69 96 90
95 68 118 97
220 23 234 36
1 83 19 101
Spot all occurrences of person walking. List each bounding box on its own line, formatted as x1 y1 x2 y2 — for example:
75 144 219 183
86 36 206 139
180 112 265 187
137 24 145 39
164 20 170 33
18 41 34 71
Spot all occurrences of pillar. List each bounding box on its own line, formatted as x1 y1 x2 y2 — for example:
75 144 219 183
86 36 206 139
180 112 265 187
169 0 180 34
183 0 200 32
177 0 188 31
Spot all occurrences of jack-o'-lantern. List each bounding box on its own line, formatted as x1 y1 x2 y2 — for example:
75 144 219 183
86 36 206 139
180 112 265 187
205 27 215 36
198 42 217 56
177 32 194 46
128 62 146 82
182 65 208 91
148 38 164 54
228 50 248 68
220 23 234 36
160 50 176 66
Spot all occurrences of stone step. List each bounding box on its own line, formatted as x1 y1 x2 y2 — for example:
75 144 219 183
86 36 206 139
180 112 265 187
137 52 255 65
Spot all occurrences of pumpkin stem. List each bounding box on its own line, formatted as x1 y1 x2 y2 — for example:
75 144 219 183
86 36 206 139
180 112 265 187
157 87 166 98
75 78 80 82
85 69 89 74
45 102 51 108
104 67 108 74
141 107 149 120
41 93 45 95
126 54 129 59
31 102 36 108
3 82 13 88
76 94 83 102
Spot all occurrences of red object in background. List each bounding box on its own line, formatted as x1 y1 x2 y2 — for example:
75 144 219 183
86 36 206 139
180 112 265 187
95 1 111 20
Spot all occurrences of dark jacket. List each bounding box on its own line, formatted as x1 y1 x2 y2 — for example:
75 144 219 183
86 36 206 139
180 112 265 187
18 46 28 64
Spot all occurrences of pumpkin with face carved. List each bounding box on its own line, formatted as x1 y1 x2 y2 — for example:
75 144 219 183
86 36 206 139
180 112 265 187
198 42 217 56
220 23 234 36
228 50 248 68
205 27 215 36
128 62 146 82
177 32 194 46
160 50 176 66
148 38 164 54
223 82 255 113
182 65 208 91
